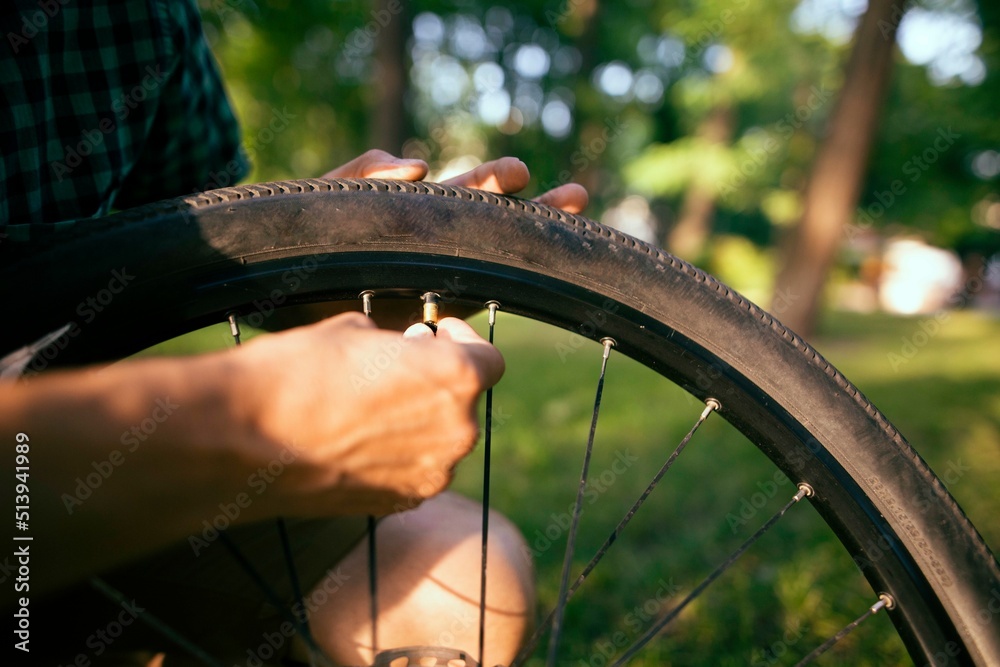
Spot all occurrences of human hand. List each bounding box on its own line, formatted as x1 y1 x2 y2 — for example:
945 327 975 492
262 149 588 330
322 148 589 214
237 313 504 518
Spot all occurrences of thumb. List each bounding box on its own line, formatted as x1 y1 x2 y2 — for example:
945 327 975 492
435 317 505 388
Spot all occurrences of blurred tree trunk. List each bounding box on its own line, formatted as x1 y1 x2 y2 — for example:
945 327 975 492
370 0 410 153
568 0 603 195
771 0 907 338
667 105 734 261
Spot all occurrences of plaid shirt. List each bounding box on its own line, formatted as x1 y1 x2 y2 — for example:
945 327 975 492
0 0 249 229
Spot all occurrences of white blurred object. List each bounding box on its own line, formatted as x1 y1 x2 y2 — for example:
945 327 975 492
879 238 964 314
602 195 659 245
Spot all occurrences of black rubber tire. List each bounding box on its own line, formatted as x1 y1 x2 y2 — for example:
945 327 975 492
3 178 998 665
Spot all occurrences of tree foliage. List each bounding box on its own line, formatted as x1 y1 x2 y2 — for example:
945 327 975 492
200 0 999 322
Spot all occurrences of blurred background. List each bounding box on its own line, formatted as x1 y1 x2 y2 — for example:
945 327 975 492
199 0 999 338
191 0 998 663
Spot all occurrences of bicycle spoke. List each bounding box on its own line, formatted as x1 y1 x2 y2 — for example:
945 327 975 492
793 594 895 666
610 483 815 667
277 518 320 667
367 515 379 658
218 531 330 663
479 301 500 665
227 312 324 665
228 313 321 666
360 290 379 658
546 337 616 667
511 399 720 667
90 577 225 667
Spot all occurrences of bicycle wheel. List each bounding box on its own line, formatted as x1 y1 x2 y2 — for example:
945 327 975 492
3 177 998 666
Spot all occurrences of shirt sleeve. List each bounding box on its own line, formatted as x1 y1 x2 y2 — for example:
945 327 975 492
114 0 250 208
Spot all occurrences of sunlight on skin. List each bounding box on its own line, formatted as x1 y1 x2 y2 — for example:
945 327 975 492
322 149 589 214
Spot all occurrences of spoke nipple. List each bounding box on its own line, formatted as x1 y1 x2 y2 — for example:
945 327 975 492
698 398 721 421
226 312 242 343
360 290 375 317
486 300 500 326
876 593 896 611
600 337 616 360
796 482 815 499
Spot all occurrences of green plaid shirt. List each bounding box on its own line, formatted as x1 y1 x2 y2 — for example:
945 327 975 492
0 0 249 228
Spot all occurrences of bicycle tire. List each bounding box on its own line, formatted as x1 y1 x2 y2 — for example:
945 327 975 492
3 177 998 665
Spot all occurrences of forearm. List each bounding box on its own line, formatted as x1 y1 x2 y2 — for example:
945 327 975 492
0 313 504 603
0 351 268 598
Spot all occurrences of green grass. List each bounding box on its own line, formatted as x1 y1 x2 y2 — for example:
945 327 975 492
141 308 999 666
455 308 998 666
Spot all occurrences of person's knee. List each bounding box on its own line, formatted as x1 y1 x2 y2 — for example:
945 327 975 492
296 492 534 665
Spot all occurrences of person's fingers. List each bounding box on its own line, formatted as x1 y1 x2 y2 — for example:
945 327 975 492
321 149 429 181
403 322 436 339
434 317 505 388
534 182 589 214
442 157 530 195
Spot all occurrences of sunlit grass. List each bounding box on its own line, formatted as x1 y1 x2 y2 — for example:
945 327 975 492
454 313 916 666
